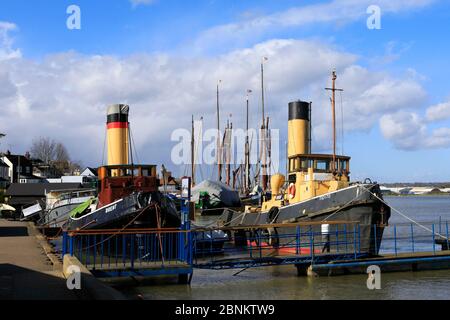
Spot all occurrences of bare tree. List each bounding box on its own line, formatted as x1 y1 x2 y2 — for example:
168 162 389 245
30 137 83 175
55 142 70 162
30 137 56 164
69 160 83 175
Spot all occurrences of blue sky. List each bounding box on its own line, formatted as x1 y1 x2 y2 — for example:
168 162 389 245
0 0 450 182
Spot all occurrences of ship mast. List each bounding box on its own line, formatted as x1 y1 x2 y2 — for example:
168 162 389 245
245 89 252 194
216 80 222 182
191 114 195 186
260 57 268 191
325 70 343 172
225 116 232 186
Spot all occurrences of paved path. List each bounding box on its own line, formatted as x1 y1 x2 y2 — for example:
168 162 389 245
0 219 78 300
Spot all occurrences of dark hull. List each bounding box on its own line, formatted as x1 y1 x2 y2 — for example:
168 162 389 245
66 194 141 230
39 202 91 228
66 192 180 231
220 183 390 256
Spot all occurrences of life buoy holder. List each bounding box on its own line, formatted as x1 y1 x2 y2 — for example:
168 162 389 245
288 183 296 199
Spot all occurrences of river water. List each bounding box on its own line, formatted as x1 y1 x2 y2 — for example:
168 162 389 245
121 196 450 300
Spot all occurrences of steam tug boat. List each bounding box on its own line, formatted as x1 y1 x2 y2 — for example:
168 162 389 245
221 72 390 256
66 104 178 231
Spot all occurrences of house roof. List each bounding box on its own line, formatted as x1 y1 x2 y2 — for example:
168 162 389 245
82 167 98 176
5 183 84 197
0 160 8 168
2 154 32 167
8 197 43 206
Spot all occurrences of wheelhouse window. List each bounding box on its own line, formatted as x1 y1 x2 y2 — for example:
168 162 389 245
314 160 330 172
288 154 350 175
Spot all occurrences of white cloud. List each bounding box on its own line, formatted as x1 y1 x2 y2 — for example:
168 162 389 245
0 21 21 60
380 111 450 150
379 111 426 150
0 34 433 168
193 0 435 53
426 101 450 122
130 0 156 8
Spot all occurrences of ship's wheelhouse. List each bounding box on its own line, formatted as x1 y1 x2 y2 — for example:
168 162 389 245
288 154 350 183
97 164 159 207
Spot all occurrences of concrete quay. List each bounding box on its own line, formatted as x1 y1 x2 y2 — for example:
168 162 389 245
0 218 125 300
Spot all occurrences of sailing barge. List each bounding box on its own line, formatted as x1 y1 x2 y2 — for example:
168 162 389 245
221 71 391 256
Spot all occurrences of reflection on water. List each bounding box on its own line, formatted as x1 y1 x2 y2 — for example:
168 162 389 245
121 196 450 300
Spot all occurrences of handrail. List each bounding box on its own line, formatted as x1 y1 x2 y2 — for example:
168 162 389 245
67 227 185 236
65 220 359 235
194 220 360 232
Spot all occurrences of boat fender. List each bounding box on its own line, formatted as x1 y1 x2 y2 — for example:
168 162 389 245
288 183 296 199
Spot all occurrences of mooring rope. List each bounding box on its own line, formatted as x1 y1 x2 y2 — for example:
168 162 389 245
74 202 159 251
360 185 448 240
154 202 165 264
320 185 371 222
197 208 246 229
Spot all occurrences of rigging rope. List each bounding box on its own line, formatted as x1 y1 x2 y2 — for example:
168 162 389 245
360 185 448 240
339 91 344 155
129 126 141 164
101 127 107 166
76 202 160 251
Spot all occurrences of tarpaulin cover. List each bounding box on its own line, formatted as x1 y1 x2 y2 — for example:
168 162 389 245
192 180 241 208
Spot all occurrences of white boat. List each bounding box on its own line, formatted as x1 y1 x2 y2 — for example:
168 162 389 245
21 202 43 221
38 188 97 228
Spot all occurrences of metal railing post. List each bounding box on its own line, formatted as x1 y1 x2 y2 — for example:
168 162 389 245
296 226 300 255
335 225 339 254
188 231 193 265
93 235 97 270
344 224 348 253
69 234 74 256
177 232 182 262
353 225 357 259
79 236 82 261
130 234 135 269
310 226 314 261
446 221 449 251
358 224 361 255
373 224 378 255
122 234 126 267
115 235 118 267
108 235 111 268
100 234 104 268
210 230 213 255
432 224 436 255
62 232 67 259
86 235 90 266
394 224 397 256
249 231 253 259
411 223 415 253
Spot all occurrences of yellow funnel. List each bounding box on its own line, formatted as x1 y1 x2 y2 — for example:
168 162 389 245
106 104 130 168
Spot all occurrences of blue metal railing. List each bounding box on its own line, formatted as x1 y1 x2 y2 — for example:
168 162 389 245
62 228 193 276
192 222 365 269
61 219 450 273
378 220 450 256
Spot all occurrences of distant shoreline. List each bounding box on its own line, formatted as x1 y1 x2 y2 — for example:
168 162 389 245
384 193 450 197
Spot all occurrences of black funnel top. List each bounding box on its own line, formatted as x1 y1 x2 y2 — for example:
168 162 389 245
288 101 310 121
